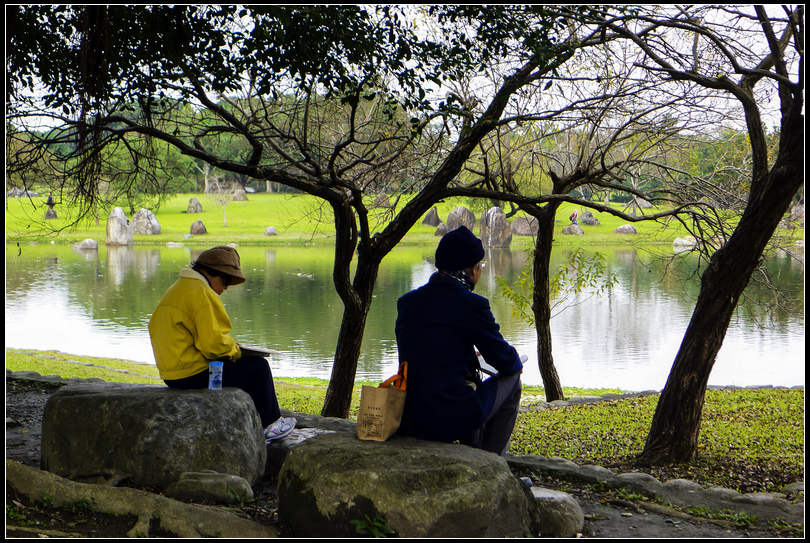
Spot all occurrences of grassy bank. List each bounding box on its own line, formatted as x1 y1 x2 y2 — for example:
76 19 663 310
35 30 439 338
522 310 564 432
4 349 624 419
6 349 803 497
7 191 772 248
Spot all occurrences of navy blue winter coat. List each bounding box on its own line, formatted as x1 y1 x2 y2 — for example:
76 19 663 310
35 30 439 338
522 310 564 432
395 272 523 443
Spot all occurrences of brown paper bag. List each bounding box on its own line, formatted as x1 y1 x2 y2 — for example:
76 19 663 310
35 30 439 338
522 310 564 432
356 362 407 442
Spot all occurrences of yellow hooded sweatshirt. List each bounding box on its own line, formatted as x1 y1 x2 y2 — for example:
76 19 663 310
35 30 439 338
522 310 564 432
148 269 242 380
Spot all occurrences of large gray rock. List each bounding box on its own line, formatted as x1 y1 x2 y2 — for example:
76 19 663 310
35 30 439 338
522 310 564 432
446 206 475 232
164 471 254 505
561 224 584 236
277 432 535 538
422 206 442 227
579 210 600 226
673 236 698 250
190 219 207 235
511 216 539 236
41 383 266 489
614 224 637 235
105 207 134 246
72 238 99 251
187 197 203 213
131 208 161 235
530 487 584 538
479 207 512 248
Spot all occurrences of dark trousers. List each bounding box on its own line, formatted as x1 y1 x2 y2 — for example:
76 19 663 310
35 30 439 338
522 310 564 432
164 355 281 427
464 372 522 455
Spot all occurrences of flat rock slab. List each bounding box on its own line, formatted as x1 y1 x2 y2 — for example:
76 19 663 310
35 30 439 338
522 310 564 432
278 432 536 538
41 383 266 488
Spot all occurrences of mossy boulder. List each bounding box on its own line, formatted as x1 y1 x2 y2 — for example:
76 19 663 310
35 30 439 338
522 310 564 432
277 432 537 537
41 383 266 489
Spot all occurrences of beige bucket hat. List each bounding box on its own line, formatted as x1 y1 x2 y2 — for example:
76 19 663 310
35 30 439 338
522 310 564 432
194 246 246 285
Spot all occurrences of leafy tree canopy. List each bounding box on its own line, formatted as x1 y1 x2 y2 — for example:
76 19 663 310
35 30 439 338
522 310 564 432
7 5 608 119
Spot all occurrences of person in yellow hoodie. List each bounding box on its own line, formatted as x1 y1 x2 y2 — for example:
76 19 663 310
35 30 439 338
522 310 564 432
149 246 296 443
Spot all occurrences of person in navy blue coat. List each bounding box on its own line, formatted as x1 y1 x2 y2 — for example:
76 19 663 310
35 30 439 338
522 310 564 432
395 226 523 455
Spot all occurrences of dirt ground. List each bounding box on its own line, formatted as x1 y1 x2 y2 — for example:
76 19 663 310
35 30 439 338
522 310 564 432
4 378 793 538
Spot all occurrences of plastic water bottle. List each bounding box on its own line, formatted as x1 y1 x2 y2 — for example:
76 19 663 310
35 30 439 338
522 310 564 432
209 361 224 390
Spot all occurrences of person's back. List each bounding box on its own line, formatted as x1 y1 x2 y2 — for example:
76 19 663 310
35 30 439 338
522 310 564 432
397 273 521 443
395 226 523 454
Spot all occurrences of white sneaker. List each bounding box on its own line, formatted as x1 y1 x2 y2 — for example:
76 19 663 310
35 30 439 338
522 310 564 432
264 417 296 443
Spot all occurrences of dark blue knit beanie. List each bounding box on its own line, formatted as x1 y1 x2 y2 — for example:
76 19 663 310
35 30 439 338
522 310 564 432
435 226 485 271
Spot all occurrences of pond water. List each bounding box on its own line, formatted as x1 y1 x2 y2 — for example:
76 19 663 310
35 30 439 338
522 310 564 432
5 241 805 391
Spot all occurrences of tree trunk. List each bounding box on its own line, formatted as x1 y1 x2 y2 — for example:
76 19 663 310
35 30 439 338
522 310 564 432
320 257 380 417
639 256 746 463
640 112 804 464
531 202 565 401
321 295 371 418
320 197 382 418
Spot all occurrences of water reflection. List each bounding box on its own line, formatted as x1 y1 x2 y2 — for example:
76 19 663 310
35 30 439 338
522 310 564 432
106 246 163 285
5 242 805 391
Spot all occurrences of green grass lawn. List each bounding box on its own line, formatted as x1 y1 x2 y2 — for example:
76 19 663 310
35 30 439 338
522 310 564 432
4 348 622 418
6 191 744 248
512 387 804 493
